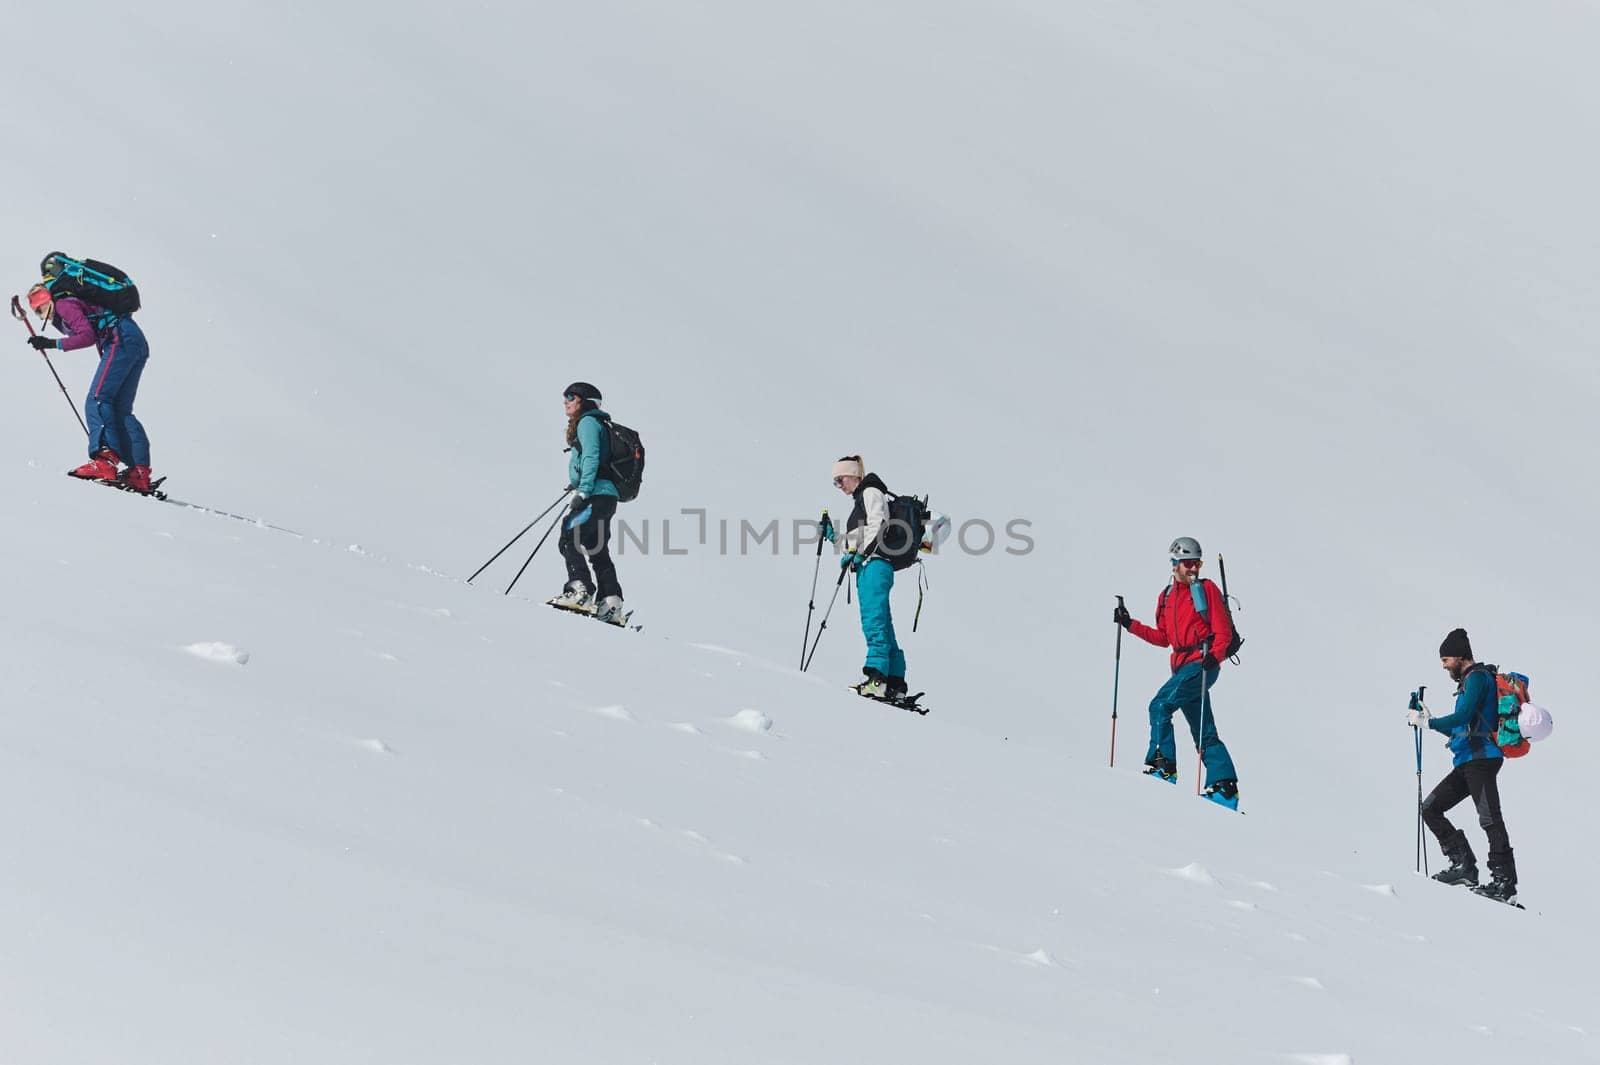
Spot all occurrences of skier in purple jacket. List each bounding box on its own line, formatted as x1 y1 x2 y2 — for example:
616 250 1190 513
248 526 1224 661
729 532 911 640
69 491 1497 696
26 282 155 492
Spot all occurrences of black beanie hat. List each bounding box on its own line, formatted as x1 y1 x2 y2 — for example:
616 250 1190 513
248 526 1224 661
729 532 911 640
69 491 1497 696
1439 628 1473 659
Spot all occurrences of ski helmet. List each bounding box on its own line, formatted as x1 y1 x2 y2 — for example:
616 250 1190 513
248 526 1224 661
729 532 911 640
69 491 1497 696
1168 536 1203 562
26 284 53 317
39 252 66 281
563 381 602 403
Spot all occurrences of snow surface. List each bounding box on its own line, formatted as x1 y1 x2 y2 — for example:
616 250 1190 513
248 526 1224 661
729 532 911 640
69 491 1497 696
4 2 1599 1062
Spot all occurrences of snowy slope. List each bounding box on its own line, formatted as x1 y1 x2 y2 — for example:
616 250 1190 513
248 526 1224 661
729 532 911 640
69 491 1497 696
3 0 1600 1061
2 477 1596 1064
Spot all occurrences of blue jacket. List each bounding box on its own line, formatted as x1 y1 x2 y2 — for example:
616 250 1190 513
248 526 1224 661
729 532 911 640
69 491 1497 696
1428 665 1504 767
568 410 620 499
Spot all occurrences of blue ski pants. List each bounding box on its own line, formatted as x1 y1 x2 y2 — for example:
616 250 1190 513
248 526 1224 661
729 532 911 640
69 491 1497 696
1144 660 1237 786
855 558 905 679
85 319 151 467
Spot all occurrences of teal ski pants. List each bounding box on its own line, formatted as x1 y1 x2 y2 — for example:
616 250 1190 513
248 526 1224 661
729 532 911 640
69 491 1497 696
855 559 905 680
1144 660 1237 786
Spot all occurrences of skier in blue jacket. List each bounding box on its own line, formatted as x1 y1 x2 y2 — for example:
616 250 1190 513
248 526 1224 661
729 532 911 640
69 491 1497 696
1408 628 1518 903
548 382 625 623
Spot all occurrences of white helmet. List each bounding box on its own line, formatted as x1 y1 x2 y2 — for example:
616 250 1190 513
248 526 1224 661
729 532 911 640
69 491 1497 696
1168 536 1203 561
1518 703 1554 743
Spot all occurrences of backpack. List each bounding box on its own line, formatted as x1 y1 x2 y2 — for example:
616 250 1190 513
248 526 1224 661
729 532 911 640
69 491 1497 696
41 253 141 317
876 490 930 571
1477 666 1532 758
1159 576 1244 661
579 412 645 502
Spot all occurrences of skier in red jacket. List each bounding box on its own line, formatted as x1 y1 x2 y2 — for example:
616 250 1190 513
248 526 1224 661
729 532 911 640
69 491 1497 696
1115 536 1241 807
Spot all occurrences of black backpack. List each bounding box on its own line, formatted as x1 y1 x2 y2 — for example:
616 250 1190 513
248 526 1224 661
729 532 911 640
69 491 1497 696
877 490 929 571
41 253 141 316
580 412 645 502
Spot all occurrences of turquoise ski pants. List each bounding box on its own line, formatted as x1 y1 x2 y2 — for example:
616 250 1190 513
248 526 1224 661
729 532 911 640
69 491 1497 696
855 559 905 679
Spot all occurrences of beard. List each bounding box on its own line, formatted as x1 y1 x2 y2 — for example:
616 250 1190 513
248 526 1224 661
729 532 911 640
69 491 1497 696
1445 661 1467 682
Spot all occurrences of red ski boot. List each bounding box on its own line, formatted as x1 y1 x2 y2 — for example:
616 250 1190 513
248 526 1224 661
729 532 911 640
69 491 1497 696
119 465 155 494
68 448 121 483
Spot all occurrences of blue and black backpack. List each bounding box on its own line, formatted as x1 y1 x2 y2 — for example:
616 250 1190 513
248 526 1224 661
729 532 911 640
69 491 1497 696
41 252 141 317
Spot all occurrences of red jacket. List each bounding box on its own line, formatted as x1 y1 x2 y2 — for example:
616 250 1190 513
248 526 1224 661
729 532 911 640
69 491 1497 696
1129 578 1233 673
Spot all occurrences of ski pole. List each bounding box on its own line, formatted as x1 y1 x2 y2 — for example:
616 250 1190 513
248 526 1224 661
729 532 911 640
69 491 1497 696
1413 685 1428 875
468 488 573 584
1110 594 1124 768
801 562 851 672
10 295 89 438
503 494 573 596
800 510 832 669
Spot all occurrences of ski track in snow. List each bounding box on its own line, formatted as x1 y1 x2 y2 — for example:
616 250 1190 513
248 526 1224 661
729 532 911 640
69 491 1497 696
667 722 703 735
183 641 250 665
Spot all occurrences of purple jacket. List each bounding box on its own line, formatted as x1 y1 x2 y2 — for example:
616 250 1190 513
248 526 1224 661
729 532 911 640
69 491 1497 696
50 296 111 352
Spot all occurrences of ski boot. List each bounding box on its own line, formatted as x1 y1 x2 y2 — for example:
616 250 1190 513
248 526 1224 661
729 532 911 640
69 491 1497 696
1143 755 1178 785
547 581 594 613
886 676 909 699
595 595 628 625
1431 832 1479 888
1202 778 1240 810
69 448 121 483
854 668 890 700
1472 850 1519 906
118 465 155 494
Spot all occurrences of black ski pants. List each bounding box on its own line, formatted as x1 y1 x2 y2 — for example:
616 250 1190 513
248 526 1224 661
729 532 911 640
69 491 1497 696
1422 757 1512 867
560 495 622 600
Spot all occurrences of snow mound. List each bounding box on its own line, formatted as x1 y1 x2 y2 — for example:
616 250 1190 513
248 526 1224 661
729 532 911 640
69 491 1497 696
183 641 250 665
726 708 773 733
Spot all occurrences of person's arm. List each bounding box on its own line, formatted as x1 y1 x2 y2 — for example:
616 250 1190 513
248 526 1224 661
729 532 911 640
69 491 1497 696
573 417 604 498
1429 670 1490 733
1127 592 1171 648
53 300 100 351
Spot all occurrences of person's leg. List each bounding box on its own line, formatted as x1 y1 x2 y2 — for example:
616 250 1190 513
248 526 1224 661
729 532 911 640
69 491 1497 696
1144 669 1186 770
582 497 622 600
1174 665 1238 787
1463 758 1515 883
1422 765 1473 852
557 512 595 595
105 325 150 467
856 560 896 679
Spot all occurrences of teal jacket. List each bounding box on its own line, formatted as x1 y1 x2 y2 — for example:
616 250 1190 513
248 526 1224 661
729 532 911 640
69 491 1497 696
568 410 620 499
1428 666 1504 767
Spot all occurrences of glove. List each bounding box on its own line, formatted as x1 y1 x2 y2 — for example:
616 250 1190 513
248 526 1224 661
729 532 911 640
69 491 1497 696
565 503 593 530
1201 653 1220 671
820 514 836 544
1113 603 1132 629
1407 707 1430 729
27 335 56 350
839 552 858 572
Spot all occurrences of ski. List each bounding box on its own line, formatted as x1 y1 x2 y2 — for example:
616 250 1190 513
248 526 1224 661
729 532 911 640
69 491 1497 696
73 472 168 500
547 600 641 631
847 685 930 715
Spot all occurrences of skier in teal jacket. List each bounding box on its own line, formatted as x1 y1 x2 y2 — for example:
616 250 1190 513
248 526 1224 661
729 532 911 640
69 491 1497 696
550 382 624 623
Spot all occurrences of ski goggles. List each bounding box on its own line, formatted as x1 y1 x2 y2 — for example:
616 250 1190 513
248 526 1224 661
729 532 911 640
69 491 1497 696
1171 558 1202 570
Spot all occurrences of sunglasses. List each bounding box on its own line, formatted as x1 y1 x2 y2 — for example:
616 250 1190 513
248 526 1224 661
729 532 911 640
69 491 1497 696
832 476 849 487
1172 559 1202 569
